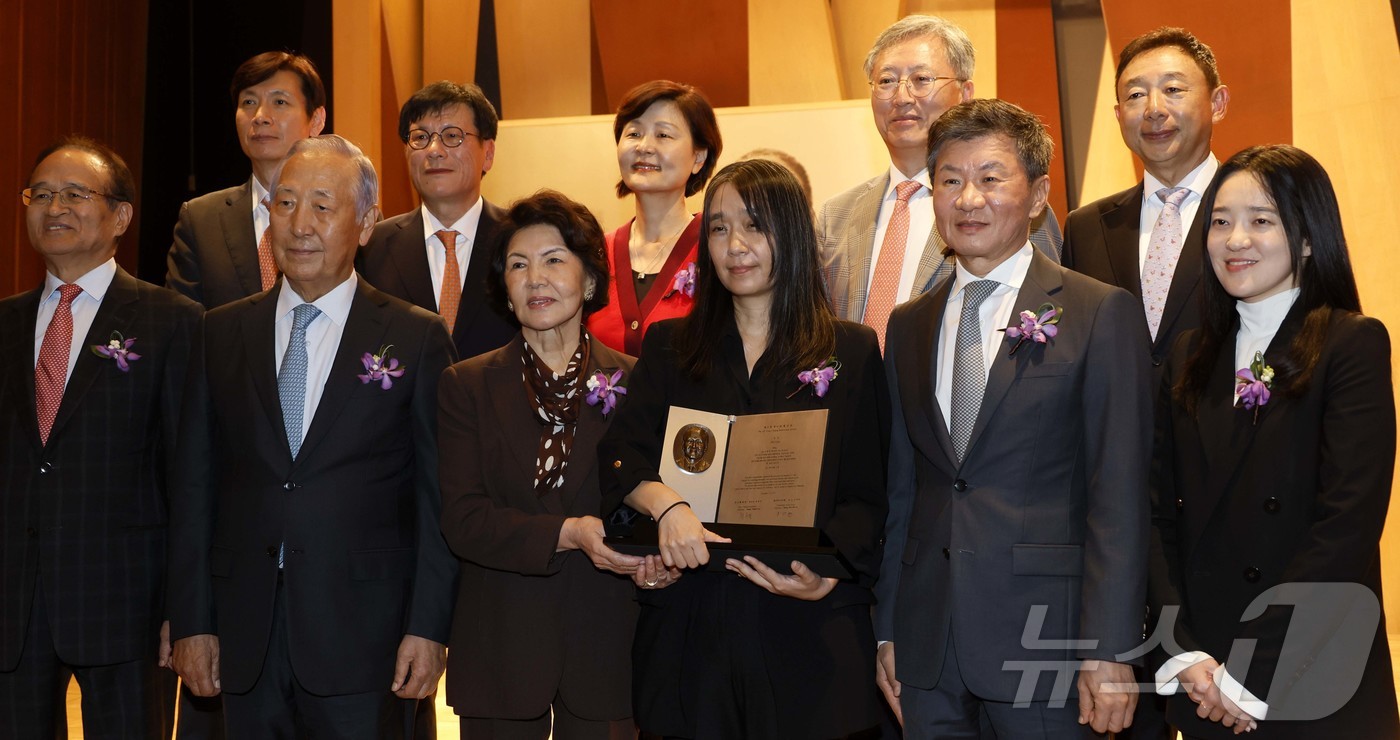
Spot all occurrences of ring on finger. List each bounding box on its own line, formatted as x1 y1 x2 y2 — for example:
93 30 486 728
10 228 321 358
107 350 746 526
645 578 659 587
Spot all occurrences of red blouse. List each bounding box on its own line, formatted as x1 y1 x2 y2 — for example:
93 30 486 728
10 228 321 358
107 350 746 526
587 215 701 355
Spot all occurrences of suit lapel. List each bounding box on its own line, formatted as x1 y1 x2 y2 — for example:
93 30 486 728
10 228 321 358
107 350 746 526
2 288 44 452
1154 204 1206 351
47 268 141 444
388 211 438 311
296 281 390 465
558 340 624 514
240 285 287 457
1102 184 1143 299
637 216 699 318
485 337 551 509
846 175 887 323
222 179 263 296
901 282 957 466
910 224 953 300
965 253 1063 459
453 201 504 348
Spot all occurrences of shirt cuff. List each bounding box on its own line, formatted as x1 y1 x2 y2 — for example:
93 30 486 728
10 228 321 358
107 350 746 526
1155 651 1213 695
1214 663 1269 720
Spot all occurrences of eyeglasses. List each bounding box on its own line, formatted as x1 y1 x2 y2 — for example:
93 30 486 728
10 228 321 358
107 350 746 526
405 126 481 150
21 186 121 207
869 73 962 100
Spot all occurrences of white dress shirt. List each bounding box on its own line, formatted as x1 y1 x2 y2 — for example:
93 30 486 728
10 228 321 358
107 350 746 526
33 259 118 387
865 165 934 311
252 176 271 246
1138 155 1219 272
934 245 1034 432
420 198 483 306
274 273 358 443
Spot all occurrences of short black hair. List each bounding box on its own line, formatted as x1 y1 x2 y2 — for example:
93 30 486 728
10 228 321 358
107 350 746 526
613 80 722 198
927 98 1053 182
1115 27 1221 93
489 190 610 319
31 135 136 207
398 81 499 142
229 51 326 114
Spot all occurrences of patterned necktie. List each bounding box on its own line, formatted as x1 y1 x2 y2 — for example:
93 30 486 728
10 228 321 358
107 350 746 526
279 303 321 459
864 180 922 352
257 227 278 291
950 280 997 464
1141 187 1190 340
437 230 462 334
35 284 83 445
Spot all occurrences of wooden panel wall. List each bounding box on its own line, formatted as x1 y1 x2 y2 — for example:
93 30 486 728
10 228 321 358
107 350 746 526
995 0 1068 219
1 0 149 298
496 0 591 118
590 0 749 111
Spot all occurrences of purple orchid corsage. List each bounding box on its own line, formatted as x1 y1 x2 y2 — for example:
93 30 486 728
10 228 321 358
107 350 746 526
1235 351 1274 424
1001 303 1062 356
91 331 141 372
790 356 841 399
586 369 628 415
357 345 405 390
668 261 697 299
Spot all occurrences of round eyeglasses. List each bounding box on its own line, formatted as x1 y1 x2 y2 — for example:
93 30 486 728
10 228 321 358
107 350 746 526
869 74 963 100
21 186 121 207
405 126 482 150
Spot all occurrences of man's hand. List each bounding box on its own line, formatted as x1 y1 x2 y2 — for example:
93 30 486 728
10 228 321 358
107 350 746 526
1077 659 1137 733
172 634 221 696
158 620 173 668
391 635 446 699
876 642 903 727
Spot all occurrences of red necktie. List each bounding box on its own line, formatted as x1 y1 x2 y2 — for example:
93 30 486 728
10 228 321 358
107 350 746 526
437 230 462 334
258 227 278 291
864 180 922 351
36 284 83 445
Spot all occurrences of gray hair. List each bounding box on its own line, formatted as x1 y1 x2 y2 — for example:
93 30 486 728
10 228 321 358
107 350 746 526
863 14 976 81
274 134 379 219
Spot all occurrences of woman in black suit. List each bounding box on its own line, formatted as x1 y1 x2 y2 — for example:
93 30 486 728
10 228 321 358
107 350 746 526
598 159 890 738
1150 145 1398 738
438 191 647 739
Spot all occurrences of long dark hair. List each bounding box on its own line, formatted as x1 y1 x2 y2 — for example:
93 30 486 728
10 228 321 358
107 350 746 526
1176 145 1361 414
674 159 835 381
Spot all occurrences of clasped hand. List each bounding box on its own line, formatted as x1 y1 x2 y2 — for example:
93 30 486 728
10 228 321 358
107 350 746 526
1179 657 1258 734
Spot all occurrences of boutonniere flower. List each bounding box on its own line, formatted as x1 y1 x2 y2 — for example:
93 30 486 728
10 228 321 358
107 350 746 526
1235 351 1274 423
667 262 697 299
1000 303 1062 356
91 331 141 371
789 356 841 399
586 369 628 415
357 345 405 390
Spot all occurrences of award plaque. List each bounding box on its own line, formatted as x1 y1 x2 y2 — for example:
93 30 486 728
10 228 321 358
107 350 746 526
606 405 854 579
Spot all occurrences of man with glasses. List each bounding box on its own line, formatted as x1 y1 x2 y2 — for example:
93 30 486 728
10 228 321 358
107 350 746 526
357 81 515 361
818 15 1062 351
1 137 200 737
165 51 327 309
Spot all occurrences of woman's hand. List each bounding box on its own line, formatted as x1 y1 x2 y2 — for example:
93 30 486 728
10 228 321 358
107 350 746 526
1178 658 1258 732
632 554 683 590
558 516 644 575
725 556 837 601
654 497 730 569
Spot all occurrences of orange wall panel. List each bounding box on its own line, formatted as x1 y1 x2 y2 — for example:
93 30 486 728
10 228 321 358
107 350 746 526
995 0 1068 220
590 0 750 110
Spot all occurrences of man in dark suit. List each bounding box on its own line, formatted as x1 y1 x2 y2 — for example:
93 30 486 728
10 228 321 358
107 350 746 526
1062 27 1230 383
165 51 327 308
1 137 200 737
818 15 1061 349
874 100 1151 738
357 81 515 362
168 135 457 738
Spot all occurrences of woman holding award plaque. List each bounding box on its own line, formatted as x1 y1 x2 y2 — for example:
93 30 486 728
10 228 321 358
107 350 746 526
438 191 648 738
599 159 891 738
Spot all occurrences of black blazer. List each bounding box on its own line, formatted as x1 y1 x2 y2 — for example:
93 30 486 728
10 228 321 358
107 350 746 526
0 268 200 669
1062 181 1208 388
168 278 458 696
357 203 517 362
875 251 1152 701
598 319 890 737
1150 307 1399 738
438 334 637 721
165 179 265 308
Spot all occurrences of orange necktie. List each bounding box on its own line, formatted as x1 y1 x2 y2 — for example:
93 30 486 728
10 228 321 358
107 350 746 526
257 227 278 291
864 180 922 351
437 230 462 334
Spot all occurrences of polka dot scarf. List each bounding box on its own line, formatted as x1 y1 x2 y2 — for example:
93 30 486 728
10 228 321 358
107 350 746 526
520 329 592 495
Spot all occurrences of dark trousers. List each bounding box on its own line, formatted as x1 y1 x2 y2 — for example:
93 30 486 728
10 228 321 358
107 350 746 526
901 633 1094 740
0 576 174 739
220 577 416 740
458 690 633 740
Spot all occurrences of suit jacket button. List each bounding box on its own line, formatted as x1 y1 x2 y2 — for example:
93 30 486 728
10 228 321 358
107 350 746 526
1175 498 1184 511
1152 357 1163 367
283 481 296 491
1243 567 1261 583
942 547 950 560
613 460 622 469
26 527 38 537
266 546 278 558
953 479 967 492
629 320 640 330
1263 497 1280 514
38 461 53 474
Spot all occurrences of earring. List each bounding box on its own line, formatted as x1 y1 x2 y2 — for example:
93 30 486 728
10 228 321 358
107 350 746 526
506 299 514 311
584 285 596 301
